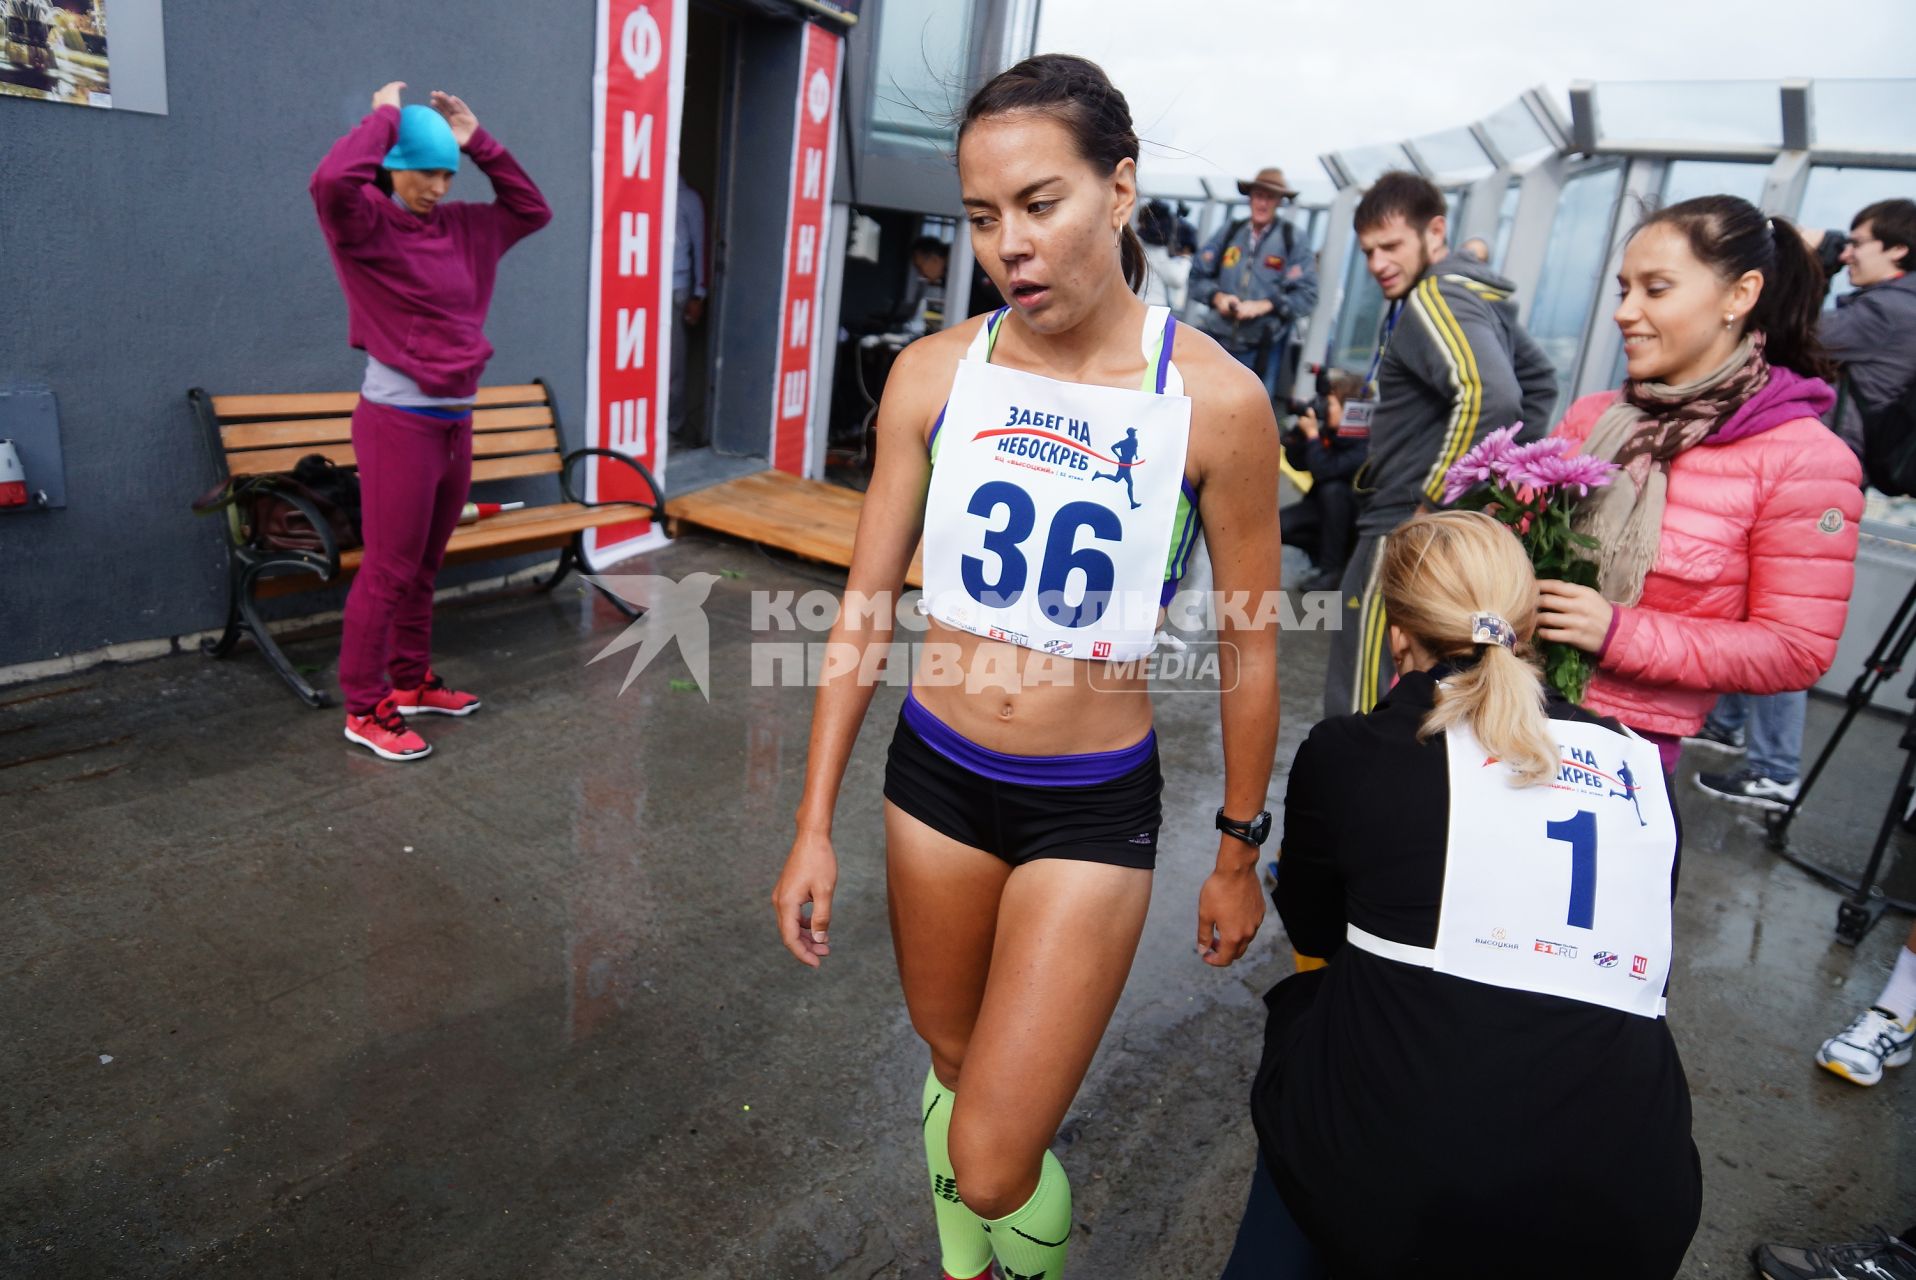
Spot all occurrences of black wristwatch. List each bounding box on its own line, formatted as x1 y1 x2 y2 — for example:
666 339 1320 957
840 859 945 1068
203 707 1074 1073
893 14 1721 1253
1215 808 1273 848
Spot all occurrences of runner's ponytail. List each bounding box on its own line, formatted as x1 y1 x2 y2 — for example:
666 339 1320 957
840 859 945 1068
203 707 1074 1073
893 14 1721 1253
1379 511 1558 786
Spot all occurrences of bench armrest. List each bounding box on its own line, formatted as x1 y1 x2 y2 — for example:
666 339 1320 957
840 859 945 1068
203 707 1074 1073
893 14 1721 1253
560 448 667 520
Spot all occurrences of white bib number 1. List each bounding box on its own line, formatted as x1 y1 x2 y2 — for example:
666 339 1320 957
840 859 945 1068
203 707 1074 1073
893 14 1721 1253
1432 720 1676 1019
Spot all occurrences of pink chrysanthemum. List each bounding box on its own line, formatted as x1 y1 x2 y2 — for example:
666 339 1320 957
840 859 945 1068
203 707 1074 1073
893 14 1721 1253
1441 423 1525 504
1507 449 1617 496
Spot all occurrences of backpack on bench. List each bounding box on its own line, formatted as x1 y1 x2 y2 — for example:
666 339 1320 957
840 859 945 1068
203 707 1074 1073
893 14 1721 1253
194 453 363 554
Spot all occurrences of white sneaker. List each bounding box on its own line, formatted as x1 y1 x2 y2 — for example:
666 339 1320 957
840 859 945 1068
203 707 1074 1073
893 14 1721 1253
1695 769 1799 811
1816 1007 1916 1086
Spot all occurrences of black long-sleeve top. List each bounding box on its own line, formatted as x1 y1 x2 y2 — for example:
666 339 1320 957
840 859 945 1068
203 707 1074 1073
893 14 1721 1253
1253 667 1701 1280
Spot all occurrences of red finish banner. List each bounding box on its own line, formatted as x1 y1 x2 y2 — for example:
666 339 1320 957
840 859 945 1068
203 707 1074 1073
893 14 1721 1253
769 23 844 476
586 0 685 563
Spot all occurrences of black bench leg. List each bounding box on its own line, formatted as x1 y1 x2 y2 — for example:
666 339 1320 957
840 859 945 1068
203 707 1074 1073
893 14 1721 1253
538 542 579 594
541 536 645 619
238 567 332 709
202 563 245 658
587 575 645 620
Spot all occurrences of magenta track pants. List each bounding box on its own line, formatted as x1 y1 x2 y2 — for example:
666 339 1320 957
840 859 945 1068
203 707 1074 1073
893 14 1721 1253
338 400 473 714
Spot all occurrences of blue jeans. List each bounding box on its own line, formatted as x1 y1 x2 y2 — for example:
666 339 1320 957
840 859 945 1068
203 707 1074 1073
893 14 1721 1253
1217 1153 1329 1279
1227 340 1284 402
1706 690 1807 783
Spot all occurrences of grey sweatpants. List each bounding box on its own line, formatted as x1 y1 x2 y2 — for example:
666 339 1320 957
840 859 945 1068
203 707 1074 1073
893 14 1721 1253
1322 531 1394 720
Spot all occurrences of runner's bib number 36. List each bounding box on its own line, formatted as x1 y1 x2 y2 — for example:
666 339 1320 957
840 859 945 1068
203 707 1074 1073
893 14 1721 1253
920 315 1192 662
1429 719 1676 1018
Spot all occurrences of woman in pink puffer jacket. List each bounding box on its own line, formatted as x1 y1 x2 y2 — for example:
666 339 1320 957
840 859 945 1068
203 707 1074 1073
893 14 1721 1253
1537 196 1862 770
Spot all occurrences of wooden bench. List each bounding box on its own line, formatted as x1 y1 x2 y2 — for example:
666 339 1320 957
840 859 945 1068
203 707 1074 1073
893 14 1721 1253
188 380 665 707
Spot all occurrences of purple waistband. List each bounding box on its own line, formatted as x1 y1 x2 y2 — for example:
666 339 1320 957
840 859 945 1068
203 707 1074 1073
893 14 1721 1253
902 690 1155 786
386 402 473 421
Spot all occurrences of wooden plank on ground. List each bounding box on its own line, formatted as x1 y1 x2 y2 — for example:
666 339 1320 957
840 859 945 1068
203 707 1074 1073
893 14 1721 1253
668 469 923 586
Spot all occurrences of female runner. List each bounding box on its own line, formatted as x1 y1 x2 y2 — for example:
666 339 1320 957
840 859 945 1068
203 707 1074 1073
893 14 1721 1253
772 55 1281 1280
311 82 551 761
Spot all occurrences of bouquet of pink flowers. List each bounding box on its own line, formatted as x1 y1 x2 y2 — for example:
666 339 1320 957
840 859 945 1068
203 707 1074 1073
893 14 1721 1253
1441 425 1619 703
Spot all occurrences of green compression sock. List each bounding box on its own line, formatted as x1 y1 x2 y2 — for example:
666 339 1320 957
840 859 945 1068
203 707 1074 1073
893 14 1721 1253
922 1069 993 1279
981 1149 1072 1280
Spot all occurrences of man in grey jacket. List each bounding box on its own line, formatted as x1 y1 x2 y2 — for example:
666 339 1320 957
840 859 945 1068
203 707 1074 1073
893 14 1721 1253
1809 198 1916 458
1325 171 1557 717
1189 166 1319 402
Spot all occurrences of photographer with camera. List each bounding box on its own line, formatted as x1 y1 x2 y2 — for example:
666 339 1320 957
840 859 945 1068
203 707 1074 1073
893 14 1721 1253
1281 367 1367 592
1189 167 1319 403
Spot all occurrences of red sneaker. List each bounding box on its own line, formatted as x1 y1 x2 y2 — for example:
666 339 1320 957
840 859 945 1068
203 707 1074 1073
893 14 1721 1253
390 671 481 717
344 695 432 761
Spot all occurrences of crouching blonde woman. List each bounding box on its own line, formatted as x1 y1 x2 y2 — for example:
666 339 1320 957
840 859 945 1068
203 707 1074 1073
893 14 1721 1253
1227 510 1700 1280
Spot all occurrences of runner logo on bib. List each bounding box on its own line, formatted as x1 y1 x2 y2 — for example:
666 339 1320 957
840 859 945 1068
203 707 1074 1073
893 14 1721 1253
921 307 1192 662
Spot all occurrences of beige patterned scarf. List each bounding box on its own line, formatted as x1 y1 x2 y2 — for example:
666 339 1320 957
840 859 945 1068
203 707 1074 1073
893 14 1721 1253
1572 334 1770 605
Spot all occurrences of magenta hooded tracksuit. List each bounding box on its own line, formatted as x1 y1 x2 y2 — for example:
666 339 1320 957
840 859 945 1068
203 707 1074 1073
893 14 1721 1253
311 106 551 714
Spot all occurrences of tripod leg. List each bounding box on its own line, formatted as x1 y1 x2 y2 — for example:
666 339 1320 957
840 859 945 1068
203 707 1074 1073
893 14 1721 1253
1772 576 1916 849
1836 720 1916 946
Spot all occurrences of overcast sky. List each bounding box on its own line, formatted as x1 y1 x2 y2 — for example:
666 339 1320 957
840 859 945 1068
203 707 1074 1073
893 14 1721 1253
1034 0 1909 197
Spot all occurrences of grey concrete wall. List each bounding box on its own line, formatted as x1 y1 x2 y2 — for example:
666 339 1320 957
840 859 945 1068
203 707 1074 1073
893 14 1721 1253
0 2 597 668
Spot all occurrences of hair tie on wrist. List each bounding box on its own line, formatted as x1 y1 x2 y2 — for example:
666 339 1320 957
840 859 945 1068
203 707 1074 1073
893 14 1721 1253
1470 611 1516 650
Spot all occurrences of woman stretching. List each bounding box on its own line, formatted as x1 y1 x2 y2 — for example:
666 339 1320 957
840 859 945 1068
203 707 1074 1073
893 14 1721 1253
311 81 551 761
772 55 1281 1280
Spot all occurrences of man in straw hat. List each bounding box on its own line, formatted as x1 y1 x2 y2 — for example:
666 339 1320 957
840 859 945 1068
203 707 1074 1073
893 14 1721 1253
1189 166 1319 403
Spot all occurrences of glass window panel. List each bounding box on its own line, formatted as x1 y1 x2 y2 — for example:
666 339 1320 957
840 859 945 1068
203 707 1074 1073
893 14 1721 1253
1341 144 1414 187
1593 80 1781 147
871 0 974 146
1413 126 1493 182
1810 80 1916 154
1529 163 1625 410
1491 183 1521 270
1482 98 1552 165
1659 159 1768 209
1446 189 1468 235
1799 166 1916 306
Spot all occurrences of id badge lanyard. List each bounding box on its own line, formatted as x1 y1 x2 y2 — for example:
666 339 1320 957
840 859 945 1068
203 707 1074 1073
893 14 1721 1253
1362 300 1403 397
1341 301 1402 438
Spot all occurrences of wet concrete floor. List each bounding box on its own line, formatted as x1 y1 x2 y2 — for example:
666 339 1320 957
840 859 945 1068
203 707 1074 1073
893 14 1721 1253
4 531 1914 1277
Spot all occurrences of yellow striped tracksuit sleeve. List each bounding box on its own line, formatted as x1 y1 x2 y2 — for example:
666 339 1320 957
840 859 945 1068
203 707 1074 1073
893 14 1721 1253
1402 274 1531 504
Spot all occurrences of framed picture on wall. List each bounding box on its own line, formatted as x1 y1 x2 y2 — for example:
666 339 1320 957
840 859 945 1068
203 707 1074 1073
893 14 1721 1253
0 0 112 108
0 0 163 113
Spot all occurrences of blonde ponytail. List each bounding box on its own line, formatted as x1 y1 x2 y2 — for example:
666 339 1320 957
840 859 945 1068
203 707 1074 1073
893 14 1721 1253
1379 511 1558 786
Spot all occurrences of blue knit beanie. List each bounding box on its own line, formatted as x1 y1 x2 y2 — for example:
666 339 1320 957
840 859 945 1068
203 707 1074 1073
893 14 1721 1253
383 104 461 173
